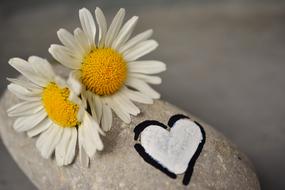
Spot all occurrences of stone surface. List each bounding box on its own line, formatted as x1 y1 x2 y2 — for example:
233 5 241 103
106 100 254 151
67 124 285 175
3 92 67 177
0 72 260 189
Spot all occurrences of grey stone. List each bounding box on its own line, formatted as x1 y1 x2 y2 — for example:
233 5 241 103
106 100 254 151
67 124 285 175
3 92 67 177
0 70 260 190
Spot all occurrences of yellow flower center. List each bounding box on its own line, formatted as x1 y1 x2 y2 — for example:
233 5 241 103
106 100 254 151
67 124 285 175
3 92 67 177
81 48 127 96
42 82 80 128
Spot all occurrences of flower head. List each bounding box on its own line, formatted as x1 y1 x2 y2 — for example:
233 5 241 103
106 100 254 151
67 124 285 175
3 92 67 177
49 7 166 131
7 56 104 166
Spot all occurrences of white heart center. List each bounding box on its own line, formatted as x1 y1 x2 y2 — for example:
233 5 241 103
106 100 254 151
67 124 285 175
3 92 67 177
140 118 203 174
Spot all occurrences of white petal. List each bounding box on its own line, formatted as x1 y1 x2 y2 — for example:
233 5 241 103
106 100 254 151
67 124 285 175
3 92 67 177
128 60 166 74
79 123 96 157
49 44 81 69
79 8 96 47
106 97 131 123
89 94 112 131
118 29 153 53
67 91 81 107
74 27 91 54
57 29 85 59
80 88 88 109
112 97 132 123
95 7 107 47
84 113 104 149
86 112 105 136
27 118 52 137
94 95 103 122
9 58 48 87
8 83 41 101
64 128 77 165
7 78 41 90
129 73 162 84
7 101 43 117
82 91 96 121
87 93 97 120
36 124 63 159
54 76 68 89
87 93 102 122
78 125 90 167
55 128 71 166
28 56 55 81
121 87 153 104
112 16 138 50
101 103 112 131
66 89 85 124
123 40 158 62
36 123 54 150
8 81 42 94
55 128 77 166
105 8 125 47
126 78 160 99
77 106 86 123
79 112 104 159
116 91 140 115
13 109 47 132
67 70 82 95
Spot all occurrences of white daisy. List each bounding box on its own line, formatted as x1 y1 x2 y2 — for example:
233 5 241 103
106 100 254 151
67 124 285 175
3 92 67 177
49 7 166 131
7 56 104 166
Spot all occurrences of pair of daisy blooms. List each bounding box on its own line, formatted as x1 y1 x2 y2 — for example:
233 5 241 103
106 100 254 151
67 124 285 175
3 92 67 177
7 7 166 166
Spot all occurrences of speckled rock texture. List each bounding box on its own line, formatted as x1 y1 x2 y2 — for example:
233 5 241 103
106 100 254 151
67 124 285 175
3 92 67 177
0 67 260 190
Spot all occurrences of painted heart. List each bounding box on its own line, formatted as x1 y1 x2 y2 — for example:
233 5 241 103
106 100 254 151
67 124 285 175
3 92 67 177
134 114 206 185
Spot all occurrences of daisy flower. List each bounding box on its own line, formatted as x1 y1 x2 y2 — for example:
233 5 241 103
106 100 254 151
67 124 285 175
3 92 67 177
49 7 166 131
7 56 104 166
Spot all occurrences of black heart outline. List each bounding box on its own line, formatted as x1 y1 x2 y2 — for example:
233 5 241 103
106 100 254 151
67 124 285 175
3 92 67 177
133 114 206 186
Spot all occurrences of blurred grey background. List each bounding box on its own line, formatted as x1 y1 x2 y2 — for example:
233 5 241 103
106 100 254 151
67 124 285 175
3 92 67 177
0 0 285 189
